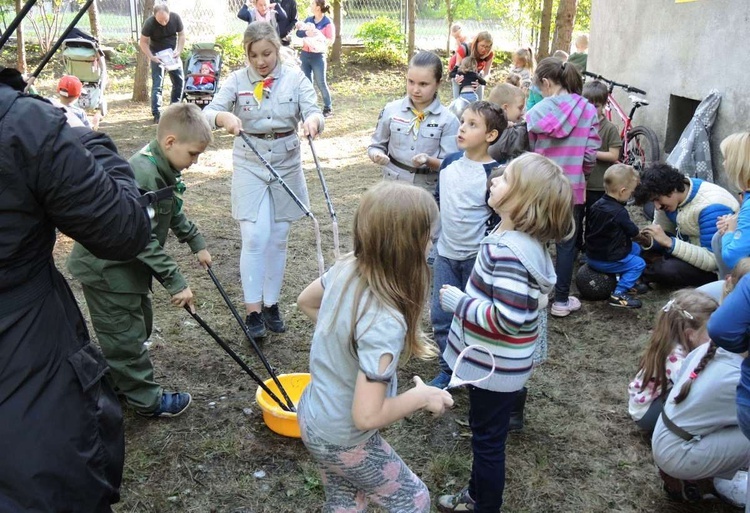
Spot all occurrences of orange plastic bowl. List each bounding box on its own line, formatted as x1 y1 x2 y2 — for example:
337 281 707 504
255 373 310 438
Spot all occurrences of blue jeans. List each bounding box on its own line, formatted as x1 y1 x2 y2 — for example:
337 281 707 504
431 254 476 375
459 90 478 103
300 51 331 110
150 61 184 117
554 204 584 303
738 401 750 442
587 242 646 295
468 386 517 512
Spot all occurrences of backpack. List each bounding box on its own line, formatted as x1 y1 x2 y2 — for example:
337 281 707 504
488 122 530 164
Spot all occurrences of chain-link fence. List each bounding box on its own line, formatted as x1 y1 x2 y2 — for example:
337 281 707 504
8 0 517 52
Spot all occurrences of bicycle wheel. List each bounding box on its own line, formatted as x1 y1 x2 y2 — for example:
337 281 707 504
621 126 661 172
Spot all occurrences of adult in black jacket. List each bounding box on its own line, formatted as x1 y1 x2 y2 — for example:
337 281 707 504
277 0 298 45
0 72 150 511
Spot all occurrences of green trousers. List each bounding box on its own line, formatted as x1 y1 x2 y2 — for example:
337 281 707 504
82 285 162 413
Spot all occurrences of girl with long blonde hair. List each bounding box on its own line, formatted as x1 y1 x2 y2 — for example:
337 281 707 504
296 181 453 512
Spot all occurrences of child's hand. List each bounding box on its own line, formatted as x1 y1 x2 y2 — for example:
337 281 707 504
717 213 737 235
632 232 652 248
413 376 454 416
171 287 195 313
439 284 460 312
369 150 390 166
218 112 243 135
196 249 212 269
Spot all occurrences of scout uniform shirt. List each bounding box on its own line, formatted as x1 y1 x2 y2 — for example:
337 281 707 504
67 139 206 296
369 96 459 187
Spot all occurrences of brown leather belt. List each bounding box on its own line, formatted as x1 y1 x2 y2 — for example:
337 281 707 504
388 155 432 175
246 130 295 140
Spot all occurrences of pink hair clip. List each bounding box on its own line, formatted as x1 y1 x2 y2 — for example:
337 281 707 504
689 371 698 380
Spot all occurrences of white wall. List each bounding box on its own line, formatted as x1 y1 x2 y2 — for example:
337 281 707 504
589 0 750 186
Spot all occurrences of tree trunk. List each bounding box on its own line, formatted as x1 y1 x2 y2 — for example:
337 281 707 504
536 0 553 60
14 0 27 73
88 0 102 41
551 0 577 54
407 0 415 58
330 0 341 63
132 0 154 102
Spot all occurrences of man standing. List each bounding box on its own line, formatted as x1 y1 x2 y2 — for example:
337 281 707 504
277 0 297 46
139 4 185 123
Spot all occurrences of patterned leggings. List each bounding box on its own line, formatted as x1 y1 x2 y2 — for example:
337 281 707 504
299 409 430 512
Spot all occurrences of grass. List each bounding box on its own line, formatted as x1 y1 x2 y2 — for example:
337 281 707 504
42 61 742 513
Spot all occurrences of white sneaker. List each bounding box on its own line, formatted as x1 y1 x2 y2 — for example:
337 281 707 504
713 470 747 508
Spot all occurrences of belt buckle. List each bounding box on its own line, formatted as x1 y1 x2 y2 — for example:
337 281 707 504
264 133 274 141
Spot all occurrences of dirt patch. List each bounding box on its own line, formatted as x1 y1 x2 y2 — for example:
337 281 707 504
48 64 737 513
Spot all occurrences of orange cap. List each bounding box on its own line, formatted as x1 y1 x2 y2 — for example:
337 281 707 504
57 75 82 98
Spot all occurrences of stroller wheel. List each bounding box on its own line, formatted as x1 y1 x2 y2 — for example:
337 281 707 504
99 99 107 117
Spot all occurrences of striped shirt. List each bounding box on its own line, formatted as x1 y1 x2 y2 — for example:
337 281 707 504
441 229 556 392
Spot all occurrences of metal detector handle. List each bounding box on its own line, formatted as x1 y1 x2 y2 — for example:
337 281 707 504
205 266 297 412
583 71 647 96
305 132 340 259
30 0 96 79
150 269 293 412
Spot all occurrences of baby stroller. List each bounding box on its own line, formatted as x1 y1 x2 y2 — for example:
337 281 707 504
61 28 107 116
183 42 223 108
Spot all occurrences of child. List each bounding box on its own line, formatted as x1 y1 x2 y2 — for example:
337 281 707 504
67 103 213 418
509 46 535 91
449 56 486 103
369 51 459 191
553 49 569 62
448 22 471 99
296 0 335 117
651 338 749 506
53 74 100 130
505 72 521 88
296 181 454 512
437 153 574 512
428 101 506 389
713 132 750 278
487 83 528 164
527 56 601 317
186 61 216 91
627 289 719 433
582 80 621 213
204 22 323 338
568 34 589 72
585 164 648 308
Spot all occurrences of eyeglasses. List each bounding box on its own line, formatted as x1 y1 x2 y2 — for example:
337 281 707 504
662 299 694 320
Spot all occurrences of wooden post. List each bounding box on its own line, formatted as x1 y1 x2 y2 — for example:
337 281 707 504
537 0 552 59
131 0 154 102
87 0 101 40
14 0 27 73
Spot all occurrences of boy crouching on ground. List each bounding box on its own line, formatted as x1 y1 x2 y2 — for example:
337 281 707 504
585 164 649 308
67 103 213 418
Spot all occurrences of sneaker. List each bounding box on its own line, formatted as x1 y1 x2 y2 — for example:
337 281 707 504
262 304 286 333
322 107 333 118
713 470 747 508
608 293 642 309
437 487 475 512
245 311 267 339
137 391 192 418
628 281 650 295
550 296 582 317
428 371 451 390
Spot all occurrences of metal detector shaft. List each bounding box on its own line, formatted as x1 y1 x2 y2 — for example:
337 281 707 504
206 266 296 412
30 0 95 78
238 130 325 275
0 0 38 50
306 133 340 258
150 271 292 411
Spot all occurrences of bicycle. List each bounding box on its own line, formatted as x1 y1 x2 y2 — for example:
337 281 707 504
583 70 661 172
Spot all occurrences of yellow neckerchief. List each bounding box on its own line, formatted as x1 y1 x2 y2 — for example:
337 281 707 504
253 76 275 107
408 108 427 139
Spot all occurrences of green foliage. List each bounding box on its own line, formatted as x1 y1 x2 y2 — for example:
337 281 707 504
353 16 406 66
215 33 246 71
575 0 591 33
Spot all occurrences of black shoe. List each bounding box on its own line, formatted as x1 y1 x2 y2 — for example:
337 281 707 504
628 281 650 295
509 387 527 432
245 311 267 338
153 113 160 124
263 304 286 333
322 107 333 118
608 293 642 309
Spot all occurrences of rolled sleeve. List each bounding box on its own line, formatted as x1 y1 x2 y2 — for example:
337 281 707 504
356 317 404 384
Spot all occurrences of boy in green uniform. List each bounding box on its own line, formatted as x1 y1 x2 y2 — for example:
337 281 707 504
68 103 213 418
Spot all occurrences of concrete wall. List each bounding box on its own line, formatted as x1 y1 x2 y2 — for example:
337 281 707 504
589 0 750 187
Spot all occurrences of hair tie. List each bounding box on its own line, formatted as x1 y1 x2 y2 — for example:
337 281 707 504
689 371 698 380
561 62 566 71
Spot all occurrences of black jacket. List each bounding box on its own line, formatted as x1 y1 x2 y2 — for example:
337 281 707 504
0 82 150 511
585 194 639 261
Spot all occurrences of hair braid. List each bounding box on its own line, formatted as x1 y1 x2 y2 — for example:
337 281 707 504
673 341 717 404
